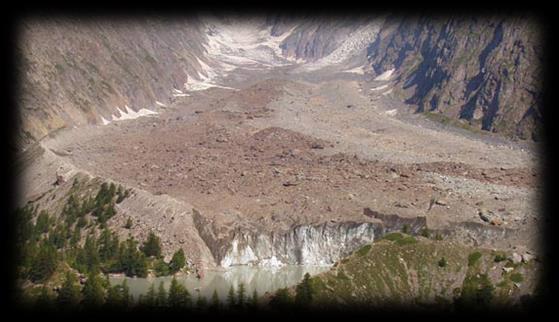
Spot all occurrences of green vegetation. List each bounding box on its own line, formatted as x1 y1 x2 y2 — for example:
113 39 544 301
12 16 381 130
510 273 524 283
356 244 371 257
269 288 293 310
438 257 447 268
15 180 190 307
383 232 404 241
169 248 186 274
168 276 191 308
140 231 162 258
456 273 494 310
494 253 507 263
295 273 314 306
468 251 483 267
124 217 133 229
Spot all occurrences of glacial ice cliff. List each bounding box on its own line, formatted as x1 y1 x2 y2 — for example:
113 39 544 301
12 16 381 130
218 222 381 268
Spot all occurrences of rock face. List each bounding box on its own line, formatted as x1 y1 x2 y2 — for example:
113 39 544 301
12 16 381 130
366 15 543 140
17 17 208 147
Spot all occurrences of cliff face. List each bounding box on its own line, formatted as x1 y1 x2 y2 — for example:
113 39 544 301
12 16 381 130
366 15 543 140
17 17 208 147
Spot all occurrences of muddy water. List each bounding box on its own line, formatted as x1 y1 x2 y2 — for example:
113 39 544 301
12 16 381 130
109 265 330 302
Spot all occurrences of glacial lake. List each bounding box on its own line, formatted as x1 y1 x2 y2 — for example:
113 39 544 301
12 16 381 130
109 265 331 302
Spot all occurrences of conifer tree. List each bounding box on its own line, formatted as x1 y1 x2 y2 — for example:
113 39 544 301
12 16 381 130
168 276 190 308
57 272 81 307
227 285 236 308
36 285 53 309
169 248 186 273
29 240 58 282
156 281 167 307
295 272 313 307
237 282 246 308
82 272 105 307
210 289 221 310
269 288 292 310
196 294 208 311
249 289 259 309
142 282 156 307
140 231 162 258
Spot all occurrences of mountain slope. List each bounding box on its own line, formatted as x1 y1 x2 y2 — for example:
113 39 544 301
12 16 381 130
366 15 543 140
17 17 208 148
306 233 540 308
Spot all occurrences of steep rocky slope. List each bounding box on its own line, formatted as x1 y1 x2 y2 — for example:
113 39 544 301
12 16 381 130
17 17 208 148
365 15 543 140
17 15 543 148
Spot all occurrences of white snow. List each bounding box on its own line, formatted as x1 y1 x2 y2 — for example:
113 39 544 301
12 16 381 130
342 66 366 75
370 84 389 91
301 19 385 71
100 116 111 125
155 101 168 107
384 109 398 116
374 68 395 81
101 105 158 125
202 18 296 69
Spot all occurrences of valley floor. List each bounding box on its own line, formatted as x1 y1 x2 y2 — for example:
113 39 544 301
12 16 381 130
20 70 542 269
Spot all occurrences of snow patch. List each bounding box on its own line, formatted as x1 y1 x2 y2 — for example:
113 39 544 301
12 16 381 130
374 68 394 81
370 84 389 91
100 117 111 125
155 101 168 108
102 105 158 125
384 109 398 116
343 66 365 75
301 19 384 71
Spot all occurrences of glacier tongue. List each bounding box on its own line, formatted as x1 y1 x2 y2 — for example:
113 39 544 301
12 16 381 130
219 222 379 267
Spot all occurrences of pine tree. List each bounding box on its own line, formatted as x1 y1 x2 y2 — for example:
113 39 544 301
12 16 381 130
82 272 105 307
36 285 53 309
169 248 186 274
295 273 313 307
227 285 236 308
168 276 190 308
83 234 100 273
196 295 208 311
142 282 156 307
269 288 292 310
140 231 162 258
121 279 130 307
210 289 221 310
29 240 58 282
57 272 81 307
249 289 259 309
237 283 246 308
35 210 51 235
124 217 133 229
156 281 167 307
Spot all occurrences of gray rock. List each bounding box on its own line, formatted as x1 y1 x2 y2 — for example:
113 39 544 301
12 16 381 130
511 252 522 264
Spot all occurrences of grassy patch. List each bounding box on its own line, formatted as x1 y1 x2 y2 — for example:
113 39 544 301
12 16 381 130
494 253 507 263
395 236 417 246
510 273 523 283
356 244 372 257
468 251 482 267
383 232 403 242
